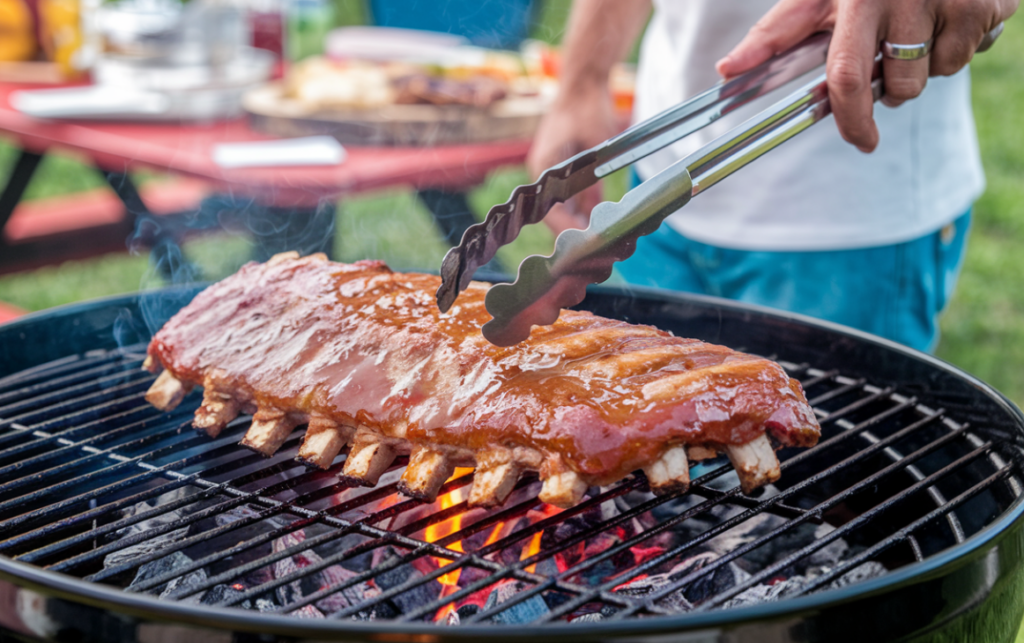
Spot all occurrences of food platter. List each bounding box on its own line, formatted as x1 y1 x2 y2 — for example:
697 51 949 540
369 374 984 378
243 81 547 146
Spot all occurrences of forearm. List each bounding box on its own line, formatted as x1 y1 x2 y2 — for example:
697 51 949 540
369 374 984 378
557 0 651 96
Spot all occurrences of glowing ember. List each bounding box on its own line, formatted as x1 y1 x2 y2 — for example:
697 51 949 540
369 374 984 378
231 583 245 591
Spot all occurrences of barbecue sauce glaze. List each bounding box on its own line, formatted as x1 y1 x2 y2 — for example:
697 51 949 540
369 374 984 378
148 257 820 483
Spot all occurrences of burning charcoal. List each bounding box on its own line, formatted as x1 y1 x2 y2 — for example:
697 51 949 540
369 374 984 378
290 605 326 618
213 503 263 528
255 598 277 612
827 561 887 589
127 551 207 602
707 513 786 557
807 523 850 569
103 489 197 569
667 552 750 605
309 531 375 573
723 575 809 609
372 548 444 616
614 574 693 613
201 583 251 609
456 604 480 620
313 563 378 617
731 519 821 575
445 610 460 626
482 581 549 625
272 530 329 612
571 612 604 622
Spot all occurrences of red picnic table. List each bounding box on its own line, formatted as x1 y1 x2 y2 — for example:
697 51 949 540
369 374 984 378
0 80 532 274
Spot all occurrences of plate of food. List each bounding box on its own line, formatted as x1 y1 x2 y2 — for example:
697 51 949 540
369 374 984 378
243 39 556 146
243 29 633 146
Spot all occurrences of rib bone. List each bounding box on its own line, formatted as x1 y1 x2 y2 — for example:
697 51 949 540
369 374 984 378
539 471 588 508
725 433 781 494
398 447 455 501
297 415 355 469
342 427 396 486
145 370 191 411
240 408 302 457
469 460 520 508
193 390 241 438
142 355 160 373
268 251 301 265
193 372 241 437
643 445 690 495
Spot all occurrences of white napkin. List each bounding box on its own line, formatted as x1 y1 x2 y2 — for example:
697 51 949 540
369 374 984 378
212 136 346 169
11 86 170 118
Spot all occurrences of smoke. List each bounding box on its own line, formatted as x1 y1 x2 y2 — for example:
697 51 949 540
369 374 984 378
121 191 339 342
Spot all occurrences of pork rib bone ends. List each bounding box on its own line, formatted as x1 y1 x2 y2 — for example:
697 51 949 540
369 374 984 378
144 253 821 508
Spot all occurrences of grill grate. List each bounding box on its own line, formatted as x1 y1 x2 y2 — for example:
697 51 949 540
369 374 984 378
0 343 1021 625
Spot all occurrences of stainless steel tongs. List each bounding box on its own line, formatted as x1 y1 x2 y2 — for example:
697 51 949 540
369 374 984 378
436 27 1000 346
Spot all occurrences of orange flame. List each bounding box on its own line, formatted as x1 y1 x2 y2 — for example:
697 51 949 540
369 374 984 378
520 531 543 573
426 467 474 622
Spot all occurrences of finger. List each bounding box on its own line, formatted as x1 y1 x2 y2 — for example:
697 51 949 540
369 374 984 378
929 5 990 77
716 0 833 77
526 138 577 180
577 182 604 215
880 3 935 107
544 203 589 235
827 0 883 152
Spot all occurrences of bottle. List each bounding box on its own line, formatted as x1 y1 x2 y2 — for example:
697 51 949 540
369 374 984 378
244 0 284 76
0 0 36 62
38 0 81 77
285 0 330 62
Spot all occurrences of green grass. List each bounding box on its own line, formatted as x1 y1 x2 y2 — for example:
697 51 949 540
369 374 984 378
934 17 1024 409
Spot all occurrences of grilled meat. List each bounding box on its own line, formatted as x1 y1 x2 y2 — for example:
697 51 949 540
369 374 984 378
144 253 821 508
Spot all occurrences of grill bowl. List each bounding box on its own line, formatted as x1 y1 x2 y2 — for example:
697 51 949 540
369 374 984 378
1 283 1023 643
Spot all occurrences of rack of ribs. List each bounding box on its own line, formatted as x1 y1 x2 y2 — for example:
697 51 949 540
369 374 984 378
143 252 821 508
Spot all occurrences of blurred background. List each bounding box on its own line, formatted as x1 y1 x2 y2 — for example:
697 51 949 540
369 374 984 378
0 0 1020 413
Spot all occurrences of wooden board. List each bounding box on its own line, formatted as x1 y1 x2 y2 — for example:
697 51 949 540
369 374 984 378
243 81 546 147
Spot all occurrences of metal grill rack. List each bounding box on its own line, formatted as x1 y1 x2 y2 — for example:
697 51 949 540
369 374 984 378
0 342 1021 625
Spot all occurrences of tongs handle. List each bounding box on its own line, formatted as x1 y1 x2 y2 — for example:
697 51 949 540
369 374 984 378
591 31 831 178
480 63 878 346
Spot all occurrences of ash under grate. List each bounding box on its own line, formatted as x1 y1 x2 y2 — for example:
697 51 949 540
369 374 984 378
0 344 1020 626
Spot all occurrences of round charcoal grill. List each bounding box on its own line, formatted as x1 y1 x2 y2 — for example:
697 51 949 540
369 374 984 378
1 284 1024 643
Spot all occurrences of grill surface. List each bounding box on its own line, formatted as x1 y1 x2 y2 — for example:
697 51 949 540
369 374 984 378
1 285 1024 642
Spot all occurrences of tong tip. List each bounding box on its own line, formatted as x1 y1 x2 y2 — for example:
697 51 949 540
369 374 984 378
436 248 463 313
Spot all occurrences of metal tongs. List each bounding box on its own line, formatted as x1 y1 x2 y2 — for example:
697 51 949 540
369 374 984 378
436 27 1002 346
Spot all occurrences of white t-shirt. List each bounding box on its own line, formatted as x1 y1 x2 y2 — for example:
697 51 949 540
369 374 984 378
632 0 985 251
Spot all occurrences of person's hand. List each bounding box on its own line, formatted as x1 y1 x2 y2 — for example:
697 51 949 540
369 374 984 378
526 84 618 236
716 0 1018 153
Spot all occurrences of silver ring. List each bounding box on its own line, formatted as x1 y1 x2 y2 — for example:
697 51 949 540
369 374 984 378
882 38 934 60
977 21 1005 53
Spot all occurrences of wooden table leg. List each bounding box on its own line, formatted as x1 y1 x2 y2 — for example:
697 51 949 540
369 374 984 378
100 169 198 282
0 149 43 241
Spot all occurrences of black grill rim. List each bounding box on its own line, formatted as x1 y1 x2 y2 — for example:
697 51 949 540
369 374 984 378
1 283 1023 641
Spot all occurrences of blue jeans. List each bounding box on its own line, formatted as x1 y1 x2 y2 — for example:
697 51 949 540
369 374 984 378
616 213 972 353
